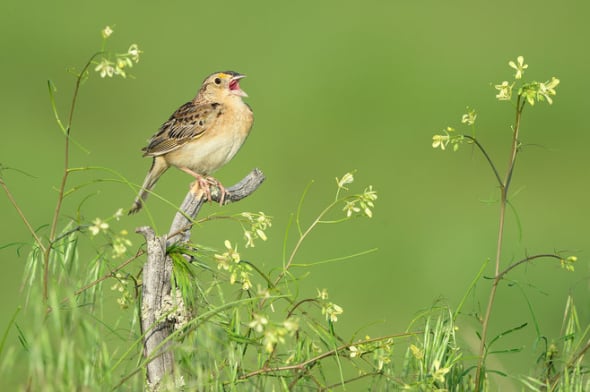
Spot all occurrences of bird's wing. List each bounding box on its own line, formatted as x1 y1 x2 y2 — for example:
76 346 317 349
142 101 223 156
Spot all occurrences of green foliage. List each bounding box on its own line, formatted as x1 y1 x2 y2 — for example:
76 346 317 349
431 56 586 390
0 27 587 392
0 27 147 390
157 172 390 390
402 307 468 390
520 296 590 391
9 216 144 391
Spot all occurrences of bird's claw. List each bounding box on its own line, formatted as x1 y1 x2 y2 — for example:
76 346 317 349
189 176 226 205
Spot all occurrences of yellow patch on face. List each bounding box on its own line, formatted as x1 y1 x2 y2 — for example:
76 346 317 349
216 73 229 79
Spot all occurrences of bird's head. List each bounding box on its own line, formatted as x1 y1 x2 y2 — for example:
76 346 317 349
199 71 248 100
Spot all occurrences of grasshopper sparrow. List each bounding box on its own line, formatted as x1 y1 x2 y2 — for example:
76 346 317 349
129 71 253 214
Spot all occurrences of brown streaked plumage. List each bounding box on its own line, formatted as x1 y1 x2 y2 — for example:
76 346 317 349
129 71 253 214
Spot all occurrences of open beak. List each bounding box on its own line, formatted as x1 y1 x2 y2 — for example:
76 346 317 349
229 74 248 97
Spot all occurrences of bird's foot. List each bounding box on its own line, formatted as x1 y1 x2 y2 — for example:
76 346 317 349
189 175 213 201
180 167 226 205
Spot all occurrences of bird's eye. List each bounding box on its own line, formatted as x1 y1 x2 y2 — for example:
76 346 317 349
214 77 221 85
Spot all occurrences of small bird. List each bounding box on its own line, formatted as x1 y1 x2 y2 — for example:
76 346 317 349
129 71 254 214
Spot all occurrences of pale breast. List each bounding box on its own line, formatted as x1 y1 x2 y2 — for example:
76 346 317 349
164 99 253 175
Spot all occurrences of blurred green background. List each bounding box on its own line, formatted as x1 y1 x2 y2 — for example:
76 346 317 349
1 0 589 387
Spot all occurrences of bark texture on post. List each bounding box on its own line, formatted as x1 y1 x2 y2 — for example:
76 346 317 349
136 226 175 387
137 168 265 390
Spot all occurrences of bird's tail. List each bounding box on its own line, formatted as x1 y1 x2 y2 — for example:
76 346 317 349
129 157 168 214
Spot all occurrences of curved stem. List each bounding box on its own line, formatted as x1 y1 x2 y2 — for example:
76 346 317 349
43 52 102 302
463 135 503 188
498 253 562 280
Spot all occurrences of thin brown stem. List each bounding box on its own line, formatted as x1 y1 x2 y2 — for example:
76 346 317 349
239 332 416 380
504 99 526 192
60 249 145 305
474 95 525 389
43 53 101 302
0 177 46 253
463 135 503 188
497 253 562 280
287 298 319 318
474 196 505 384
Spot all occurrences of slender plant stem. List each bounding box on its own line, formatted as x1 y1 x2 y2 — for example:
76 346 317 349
0 177 47 253
272 201 336 288
497 253 562 280
505 99 526 192
238 332 416 380
474 95 524 389
463 135 503 188
258 194 364 311
61 249 145 304
474 193 506 388
43 53 101 302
